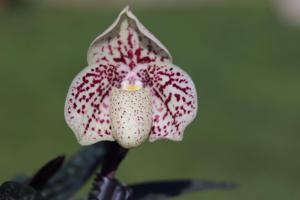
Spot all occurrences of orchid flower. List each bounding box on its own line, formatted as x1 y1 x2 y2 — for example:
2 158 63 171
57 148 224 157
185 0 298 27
64 6 198 149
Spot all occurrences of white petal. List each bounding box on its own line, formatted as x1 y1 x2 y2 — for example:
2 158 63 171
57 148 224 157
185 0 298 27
64 64 121 145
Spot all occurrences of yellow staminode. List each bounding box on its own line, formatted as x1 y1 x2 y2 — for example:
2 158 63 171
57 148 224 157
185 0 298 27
125 84 142 91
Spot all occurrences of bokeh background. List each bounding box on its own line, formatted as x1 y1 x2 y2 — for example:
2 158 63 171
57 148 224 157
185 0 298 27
1 0 300 199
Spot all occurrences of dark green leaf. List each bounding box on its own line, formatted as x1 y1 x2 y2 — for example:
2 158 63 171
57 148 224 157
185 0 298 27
129 179 237 200
29 155 65 191
0 181 45 200
42 142 112 200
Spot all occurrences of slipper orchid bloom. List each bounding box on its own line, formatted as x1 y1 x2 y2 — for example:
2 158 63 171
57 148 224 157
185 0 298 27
65 6 198 149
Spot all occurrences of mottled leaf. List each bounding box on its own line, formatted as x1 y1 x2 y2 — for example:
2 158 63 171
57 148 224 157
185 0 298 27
42 142 112 200
129 179 237 200
29 156 65 190
0 181 45 200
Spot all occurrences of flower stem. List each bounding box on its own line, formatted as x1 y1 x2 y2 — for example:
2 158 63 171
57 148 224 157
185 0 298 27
99 142 129 178
89 142 130 200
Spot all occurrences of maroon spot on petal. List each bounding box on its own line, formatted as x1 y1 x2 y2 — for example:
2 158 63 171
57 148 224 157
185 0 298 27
174 94 181 102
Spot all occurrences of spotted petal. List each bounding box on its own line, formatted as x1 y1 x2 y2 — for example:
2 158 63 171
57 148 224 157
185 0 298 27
87 6 172 66
64 6 197 146
132 63 197 142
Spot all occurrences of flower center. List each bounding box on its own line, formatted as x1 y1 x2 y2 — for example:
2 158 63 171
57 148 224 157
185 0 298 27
121 72 143 91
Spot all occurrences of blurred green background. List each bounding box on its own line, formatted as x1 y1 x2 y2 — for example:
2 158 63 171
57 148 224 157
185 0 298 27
1 0 300 199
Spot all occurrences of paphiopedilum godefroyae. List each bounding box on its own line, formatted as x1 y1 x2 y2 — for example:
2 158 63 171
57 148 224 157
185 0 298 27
65 6 198 149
